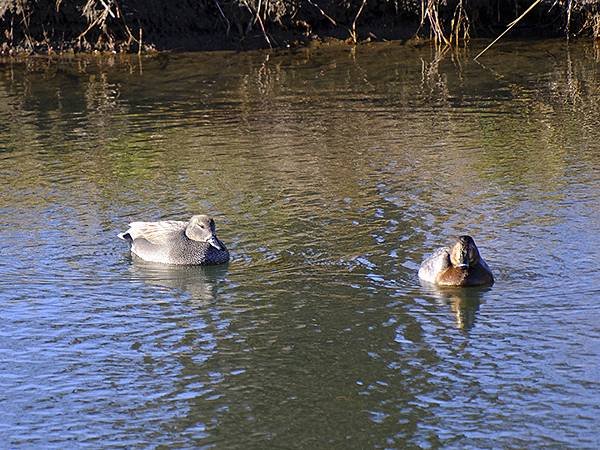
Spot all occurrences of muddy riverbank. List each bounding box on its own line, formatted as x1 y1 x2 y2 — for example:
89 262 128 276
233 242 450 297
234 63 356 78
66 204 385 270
1 0 599 55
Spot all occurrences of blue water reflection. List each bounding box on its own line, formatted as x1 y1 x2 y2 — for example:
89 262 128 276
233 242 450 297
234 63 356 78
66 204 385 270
1 42 599 448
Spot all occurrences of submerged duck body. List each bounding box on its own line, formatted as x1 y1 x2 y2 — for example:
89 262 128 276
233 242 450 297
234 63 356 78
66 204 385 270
118 215 229 265
418 235 494 287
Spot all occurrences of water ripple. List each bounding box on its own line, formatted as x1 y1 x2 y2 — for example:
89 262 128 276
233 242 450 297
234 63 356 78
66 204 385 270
1 43 600 448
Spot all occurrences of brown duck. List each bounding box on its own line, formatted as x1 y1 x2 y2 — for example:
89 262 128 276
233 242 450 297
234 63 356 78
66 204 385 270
418 235 494 287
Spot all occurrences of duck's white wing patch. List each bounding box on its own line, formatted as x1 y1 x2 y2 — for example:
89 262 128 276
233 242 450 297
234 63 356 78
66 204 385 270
418 246 451 283
124 220 187 244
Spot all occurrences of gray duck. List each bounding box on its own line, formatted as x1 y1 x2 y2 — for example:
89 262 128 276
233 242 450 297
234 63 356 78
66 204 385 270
118 215 229 265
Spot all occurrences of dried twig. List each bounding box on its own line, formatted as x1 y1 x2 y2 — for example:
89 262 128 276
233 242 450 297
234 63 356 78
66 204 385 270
450 0 469 46
214 0 231 36
350 0 368 44
306 0 338 27
566 0 573 37
241 0 273 48
423 0 450 47
474 0 543 60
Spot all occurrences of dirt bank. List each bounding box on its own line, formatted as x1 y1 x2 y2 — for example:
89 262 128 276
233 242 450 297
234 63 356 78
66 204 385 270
1 0 599 54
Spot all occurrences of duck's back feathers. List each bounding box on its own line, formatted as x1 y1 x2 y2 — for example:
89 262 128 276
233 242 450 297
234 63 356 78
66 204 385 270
118 220 187 244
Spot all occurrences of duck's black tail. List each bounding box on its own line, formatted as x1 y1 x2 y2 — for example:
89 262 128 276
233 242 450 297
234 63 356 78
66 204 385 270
118 232 132 242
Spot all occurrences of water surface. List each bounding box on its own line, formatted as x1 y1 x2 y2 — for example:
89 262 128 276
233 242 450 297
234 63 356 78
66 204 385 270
1 41 599 448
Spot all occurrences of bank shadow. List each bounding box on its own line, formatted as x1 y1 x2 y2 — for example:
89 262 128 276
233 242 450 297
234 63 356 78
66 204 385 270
127 257 230 302
420 282 491 331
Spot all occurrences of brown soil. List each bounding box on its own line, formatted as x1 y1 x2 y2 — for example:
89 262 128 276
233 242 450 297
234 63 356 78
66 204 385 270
0 0 599 55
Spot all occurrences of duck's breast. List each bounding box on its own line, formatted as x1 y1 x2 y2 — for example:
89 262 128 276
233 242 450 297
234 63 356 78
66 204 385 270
437 267 469 286
437 264 493 287
168 239 230 265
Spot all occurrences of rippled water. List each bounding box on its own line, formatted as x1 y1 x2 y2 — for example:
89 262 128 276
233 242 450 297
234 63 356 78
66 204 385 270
1 42 599 448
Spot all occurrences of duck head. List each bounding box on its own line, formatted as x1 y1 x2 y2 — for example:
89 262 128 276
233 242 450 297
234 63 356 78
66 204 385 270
449 235 480 269
185 215 223 250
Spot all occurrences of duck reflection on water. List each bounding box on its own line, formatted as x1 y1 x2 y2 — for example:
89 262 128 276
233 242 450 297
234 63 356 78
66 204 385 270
420 282 491 331
127 258 230 302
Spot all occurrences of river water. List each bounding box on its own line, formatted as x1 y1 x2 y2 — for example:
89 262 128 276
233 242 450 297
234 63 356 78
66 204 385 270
1 41 599 448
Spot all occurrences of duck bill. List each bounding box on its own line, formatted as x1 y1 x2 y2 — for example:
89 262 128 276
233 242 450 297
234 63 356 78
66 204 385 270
455 250 470 269
207 235 222 250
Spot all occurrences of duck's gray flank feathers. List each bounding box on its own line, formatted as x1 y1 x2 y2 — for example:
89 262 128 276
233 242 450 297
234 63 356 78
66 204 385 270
118 215 229 266
418 246 451 283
